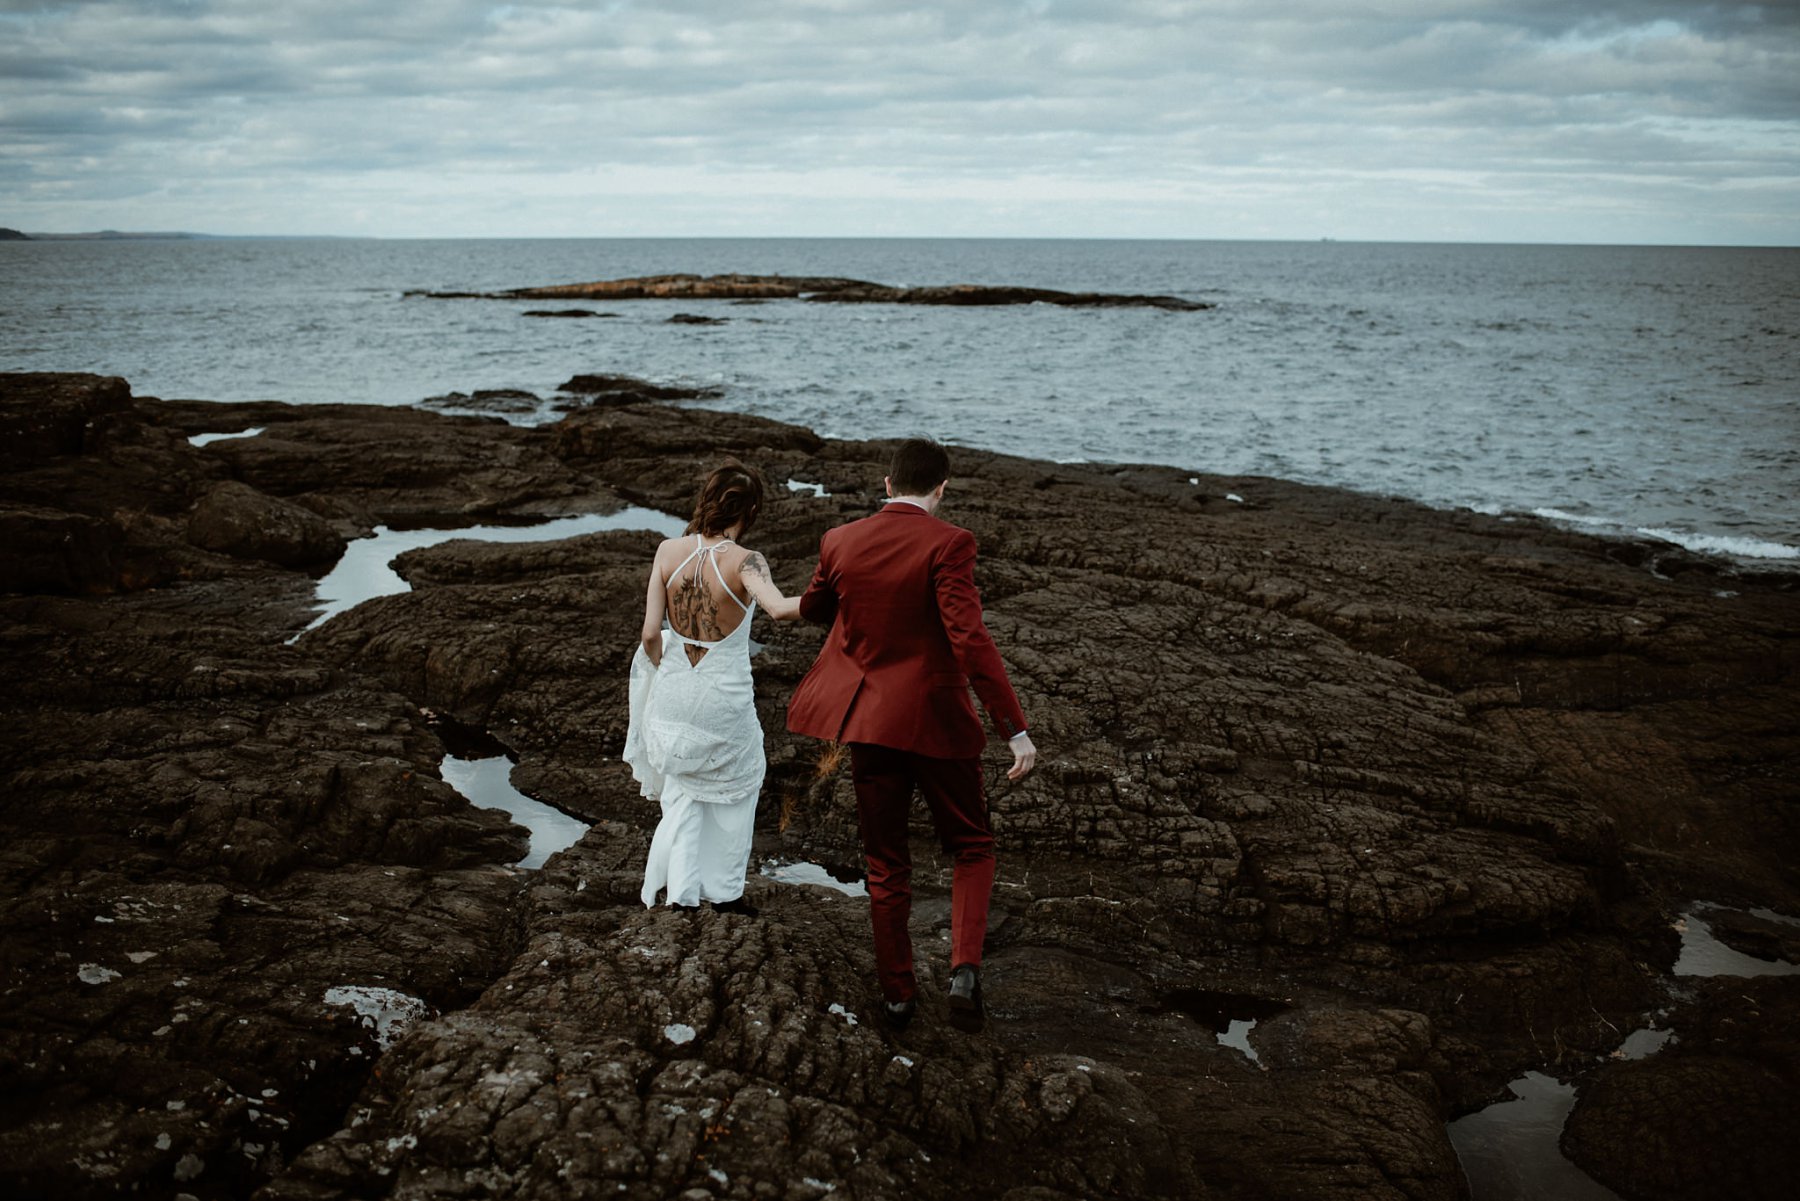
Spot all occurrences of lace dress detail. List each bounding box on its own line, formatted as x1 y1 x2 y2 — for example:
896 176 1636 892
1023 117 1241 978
625 537 764 906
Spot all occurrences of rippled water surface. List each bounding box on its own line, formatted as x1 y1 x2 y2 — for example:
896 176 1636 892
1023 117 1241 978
6 237 1796 562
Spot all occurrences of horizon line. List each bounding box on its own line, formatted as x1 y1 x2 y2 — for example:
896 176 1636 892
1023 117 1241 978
8 229 1799 250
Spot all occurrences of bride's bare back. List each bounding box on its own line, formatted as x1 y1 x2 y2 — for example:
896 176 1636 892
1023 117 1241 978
640 531 800 669
666 539 758 662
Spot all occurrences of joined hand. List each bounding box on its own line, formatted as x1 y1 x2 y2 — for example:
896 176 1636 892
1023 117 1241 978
1007 732 1037 781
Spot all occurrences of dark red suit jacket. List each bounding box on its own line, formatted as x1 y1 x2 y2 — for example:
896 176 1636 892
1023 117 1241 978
786 503 1027 759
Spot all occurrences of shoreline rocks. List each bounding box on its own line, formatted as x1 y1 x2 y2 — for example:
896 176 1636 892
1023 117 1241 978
2 371 1795 1200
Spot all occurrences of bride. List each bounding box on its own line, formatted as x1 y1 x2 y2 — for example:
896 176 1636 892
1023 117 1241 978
625 460 801 913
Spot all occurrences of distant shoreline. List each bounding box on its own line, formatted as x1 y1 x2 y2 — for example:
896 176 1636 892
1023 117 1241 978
3 229 209 241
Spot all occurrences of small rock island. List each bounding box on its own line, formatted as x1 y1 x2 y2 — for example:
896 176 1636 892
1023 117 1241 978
412 272 1213 311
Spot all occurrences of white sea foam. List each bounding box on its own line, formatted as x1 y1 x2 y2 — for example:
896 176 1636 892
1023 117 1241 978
1530 509 1800 563
1634 527 1800 561
1531 506 1614 528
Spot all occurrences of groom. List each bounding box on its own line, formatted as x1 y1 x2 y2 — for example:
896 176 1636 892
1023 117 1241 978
787 438 1036 1032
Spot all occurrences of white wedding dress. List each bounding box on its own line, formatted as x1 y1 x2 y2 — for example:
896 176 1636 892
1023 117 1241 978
625 537 765 907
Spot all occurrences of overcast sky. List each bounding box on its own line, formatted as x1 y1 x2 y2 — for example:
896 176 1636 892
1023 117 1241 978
4 0 1797 243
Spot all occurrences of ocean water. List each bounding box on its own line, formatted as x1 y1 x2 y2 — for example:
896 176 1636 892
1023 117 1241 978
5 237 1796 565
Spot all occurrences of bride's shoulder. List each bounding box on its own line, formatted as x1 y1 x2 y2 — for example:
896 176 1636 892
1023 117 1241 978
724 543 773 575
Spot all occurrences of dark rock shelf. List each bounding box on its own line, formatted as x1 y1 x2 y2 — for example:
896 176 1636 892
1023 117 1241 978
2 371 1795 1201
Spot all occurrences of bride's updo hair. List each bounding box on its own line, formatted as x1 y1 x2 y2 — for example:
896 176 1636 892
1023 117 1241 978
687 459 766 538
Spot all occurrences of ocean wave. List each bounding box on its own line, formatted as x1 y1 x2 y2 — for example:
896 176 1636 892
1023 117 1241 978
1531 507 1800 562
1530 507 1615 527
1634 528 1800 561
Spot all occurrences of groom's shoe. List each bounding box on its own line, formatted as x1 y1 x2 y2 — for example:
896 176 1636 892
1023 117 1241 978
882 998 917 1030
947 964 985 1033
710 897 760 918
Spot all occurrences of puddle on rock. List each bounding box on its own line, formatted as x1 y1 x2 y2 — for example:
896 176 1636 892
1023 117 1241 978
189 427 265 447
322 985 432 1050
1613 1027 1675 1059
759 858 867 897
1448 1072 1623 1201
440 754 589 870
1450 899 1799 1200
1673 902 1800 977
1215 1018 1262 1064
298 507 686 635
1138 989 1288 1065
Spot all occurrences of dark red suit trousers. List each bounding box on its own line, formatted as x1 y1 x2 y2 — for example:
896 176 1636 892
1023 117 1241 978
849 743 994 1003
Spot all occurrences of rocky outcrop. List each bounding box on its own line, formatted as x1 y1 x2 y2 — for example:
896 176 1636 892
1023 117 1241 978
142 395 630 529
187 480 347 569
556 374 724 404
412 272 1213 312
1 373 228 592
0 371 133 463
0 504 125 594
419 388 544 414
2 373 1795 1200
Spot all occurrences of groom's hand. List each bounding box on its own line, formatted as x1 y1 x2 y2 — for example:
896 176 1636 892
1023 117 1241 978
1006 732 1037 780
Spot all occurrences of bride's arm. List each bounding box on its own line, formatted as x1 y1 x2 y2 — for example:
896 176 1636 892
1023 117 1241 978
640 549 668 666
738 550 801 620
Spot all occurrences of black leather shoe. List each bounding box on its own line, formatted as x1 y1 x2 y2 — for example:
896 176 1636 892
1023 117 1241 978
710 897 759 918
882 999 916 1030
948 964 985 1032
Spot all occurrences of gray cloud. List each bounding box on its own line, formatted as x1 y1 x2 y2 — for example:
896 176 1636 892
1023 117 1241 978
1 0 1795 241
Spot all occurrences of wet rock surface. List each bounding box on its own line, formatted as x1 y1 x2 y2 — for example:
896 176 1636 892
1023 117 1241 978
1561 975 1800 1201
413 272 1213 311
2 372 1795 1199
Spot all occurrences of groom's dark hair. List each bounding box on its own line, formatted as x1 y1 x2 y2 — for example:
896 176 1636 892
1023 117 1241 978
889 437 950 495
